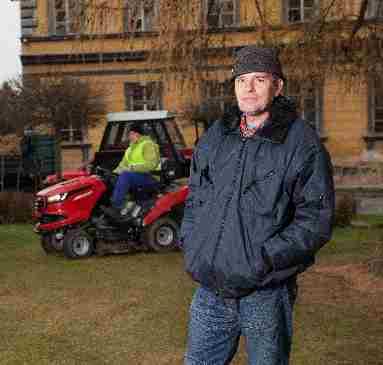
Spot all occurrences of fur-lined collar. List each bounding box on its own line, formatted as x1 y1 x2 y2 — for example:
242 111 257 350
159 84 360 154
221 95 298 144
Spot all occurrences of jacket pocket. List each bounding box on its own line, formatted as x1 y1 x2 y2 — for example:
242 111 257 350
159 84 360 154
196 165 215 206
244 169 276 191
242 169 279 216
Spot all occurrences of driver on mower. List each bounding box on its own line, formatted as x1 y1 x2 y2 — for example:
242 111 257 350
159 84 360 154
105 122 161 218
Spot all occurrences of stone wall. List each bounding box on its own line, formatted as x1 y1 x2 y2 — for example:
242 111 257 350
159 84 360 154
334 164 383 186
336 186 383 215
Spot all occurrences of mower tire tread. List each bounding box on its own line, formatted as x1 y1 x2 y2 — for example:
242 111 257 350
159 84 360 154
63 229 95 259
143 216 179 252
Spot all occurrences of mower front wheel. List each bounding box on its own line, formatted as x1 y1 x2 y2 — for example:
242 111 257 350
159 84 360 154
63 229 95 259
143 216 179 252
41 233 63 255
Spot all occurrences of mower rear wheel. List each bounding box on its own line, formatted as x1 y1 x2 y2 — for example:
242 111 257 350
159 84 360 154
63 229 94 259
41 233 63 255
143 216 179 252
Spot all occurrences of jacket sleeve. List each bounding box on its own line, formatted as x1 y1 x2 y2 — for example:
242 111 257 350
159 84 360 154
179 127 213 249
179 149 201 249
113 148 130 174
262 145 335 272
128 143 160 173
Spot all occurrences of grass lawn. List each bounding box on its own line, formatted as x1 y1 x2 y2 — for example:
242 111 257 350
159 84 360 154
0 222 382 365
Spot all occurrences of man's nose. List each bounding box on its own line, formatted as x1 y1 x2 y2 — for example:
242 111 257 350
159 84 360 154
244 80 254 92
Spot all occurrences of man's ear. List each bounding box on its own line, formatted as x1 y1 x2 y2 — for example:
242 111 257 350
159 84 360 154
274 79 284 97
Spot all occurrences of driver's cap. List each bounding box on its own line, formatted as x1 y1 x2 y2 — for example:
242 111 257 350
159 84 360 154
129 122 144 135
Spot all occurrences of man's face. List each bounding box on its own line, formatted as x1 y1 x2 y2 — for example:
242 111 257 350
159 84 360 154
128 130 140 143
235 72 283 115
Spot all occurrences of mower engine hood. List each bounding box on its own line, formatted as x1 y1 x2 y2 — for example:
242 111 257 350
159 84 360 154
37 175 103 198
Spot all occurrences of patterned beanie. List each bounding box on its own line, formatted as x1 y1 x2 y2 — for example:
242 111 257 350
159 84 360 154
232 46 285 80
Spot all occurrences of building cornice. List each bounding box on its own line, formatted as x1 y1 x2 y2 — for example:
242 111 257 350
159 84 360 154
21 47 238 66
21 51 148 66
22 64 233 77
20 26 258 43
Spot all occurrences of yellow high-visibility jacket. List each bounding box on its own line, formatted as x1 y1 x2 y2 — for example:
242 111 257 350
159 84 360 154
113 136 160 174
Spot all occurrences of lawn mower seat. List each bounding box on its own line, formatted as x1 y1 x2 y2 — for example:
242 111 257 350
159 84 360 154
130 159 177 199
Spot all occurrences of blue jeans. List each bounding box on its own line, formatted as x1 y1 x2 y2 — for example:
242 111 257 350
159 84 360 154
111 171 158 209
184 285 295 365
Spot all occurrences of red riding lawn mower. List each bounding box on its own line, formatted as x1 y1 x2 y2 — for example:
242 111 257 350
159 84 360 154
33 111 193 259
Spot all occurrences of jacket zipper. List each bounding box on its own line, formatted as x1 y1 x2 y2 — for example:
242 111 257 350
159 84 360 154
211 138 247 293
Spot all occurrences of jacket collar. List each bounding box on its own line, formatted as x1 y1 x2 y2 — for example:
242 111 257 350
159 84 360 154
221 95 298 144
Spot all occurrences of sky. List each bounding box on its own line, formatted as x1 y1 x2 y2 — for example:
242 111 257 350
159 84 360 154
0 1 21 84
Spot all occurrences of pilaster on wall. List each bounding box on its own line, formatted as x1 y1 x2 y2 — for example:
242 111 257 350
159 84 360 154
323 76 370 165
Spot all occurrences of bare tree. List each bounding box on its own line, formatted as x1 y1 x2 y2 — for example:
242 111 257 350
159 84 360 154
50 0 380 122
0 82 19 135
70 0 382 80
0 76 106 178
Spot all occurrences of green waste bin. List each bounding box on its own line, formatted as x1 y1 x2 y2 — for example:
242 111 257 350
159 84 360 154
21 134 56 177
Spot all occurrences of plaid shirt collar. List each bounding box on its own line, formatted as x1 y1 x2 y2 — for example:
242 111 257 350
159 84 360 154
239 114 264 138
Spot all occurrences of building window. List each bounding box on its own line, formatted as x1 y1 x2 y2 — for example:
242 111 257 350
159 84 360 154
285 80 322 134
201 80 235 118
124 82 162 111
369 77 383 134
367 0 383 19
49 0 80 35
205 0 239 28
123 0 157 32
283 0 318 24
60 124 84 143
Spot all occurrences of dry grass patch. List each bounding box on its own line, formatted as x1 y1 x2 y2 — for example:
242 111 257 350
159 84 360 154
1 224 383 364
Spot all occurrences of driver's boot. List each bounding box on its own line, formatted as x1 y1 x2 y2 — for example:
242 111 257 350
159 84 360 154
121 201 136 217
101 206 124 219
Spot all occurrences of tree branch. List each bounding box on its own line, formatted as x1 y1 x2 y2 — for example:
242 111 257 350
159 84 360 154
350 0 369 41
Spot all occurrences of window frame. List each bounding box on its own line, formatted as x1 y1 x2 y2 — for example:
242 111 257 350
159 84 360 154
49 0 79 36
368 76 383 136
124 81 163 111
285 80 323 135
60 123 85 144
123 0 159 33
201 79 236 119
205 0 240 29
282 0 319 24
366 0 383 19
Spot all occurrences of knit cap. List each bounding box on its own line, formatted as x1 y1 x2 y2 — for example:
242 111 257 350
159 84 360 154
232 46 285 80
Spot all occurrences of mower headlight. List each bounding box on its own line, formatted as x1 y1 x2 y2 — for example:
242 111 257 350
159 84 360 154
47 192 68 203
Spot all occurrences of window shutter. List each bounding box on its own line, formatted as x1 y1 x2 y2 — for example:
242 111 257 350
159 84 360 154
20 0 38 36
368 76 374 133
152 0 160 30
153 81 163 109
314 0 320 19
282 0 288 24
234 0 240 26
47 0 55 35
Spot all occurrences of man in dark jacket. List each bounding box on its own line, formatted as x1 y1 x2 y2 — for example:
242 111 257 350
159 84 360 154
180 46 335 365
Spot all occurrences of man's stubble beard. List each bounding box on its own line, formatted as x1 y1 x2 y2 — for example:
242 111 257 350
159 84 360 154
244 108 267 117
241 101 272 117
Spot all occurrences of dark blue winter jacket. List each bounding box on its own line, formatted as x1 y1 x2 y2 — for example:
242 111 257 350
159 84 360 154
180 95 335 298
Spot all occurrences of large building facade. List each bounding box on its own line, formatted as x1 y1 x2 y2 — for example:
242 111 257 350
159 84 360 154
16 0 383 171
